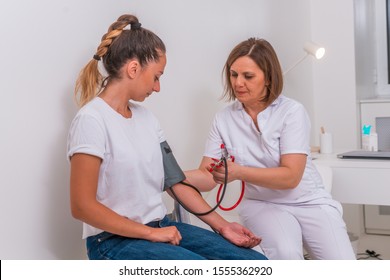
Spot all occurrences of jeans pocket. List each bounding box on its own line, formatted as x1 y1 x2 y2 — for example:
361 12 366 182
87 232 117 260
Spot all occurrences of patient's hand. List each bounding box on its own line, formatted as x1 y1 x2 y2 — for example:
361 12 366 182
219 222 261 248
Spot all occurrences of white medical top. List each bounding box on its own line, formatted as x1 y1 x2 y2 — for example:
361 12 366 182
67 97 167 239
204 95 332 205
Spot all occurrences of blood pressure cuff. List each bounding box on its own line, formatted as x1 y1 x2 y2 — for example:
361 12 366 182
160 141 186 190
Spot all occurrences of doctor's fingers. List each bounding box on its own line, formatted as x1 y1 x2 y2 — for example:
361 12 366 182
212 166 237 184
212 170 226 184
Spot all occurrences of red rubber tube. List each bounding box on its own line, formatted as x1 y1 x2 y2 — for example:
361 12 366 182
216 181 245 211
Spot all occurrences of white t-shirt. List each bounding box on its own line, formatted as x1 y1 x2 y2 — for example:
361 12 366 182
67 97 167 239
204 95 332 205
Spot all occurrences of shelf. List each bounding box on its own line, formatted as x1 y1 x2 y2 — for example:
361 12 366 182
360 96 390 103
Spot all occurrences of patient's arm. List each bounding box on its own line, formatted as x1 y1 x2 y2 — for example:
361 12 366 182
184 156 217 192
166 183 261 248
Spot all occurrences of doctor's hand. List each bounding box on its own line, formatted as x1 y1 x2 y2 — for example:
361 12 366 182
219 222 261 248
209 159 242 185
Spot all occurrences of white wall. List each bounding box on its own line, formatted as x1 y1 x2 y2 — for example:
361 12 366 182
354 0 377 101
1 0 361 259
310 0 358 149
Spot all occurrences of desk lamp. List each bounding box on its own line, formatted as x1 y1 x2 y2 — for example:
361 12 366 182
283 41 325 75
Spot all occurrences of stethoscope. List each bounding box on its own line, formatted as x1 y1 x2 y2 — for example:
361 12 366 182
170 144 246 216
211 144 245 211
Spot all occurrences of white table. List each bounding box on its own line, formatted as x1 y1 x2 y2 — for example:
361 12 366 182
312 151 390 206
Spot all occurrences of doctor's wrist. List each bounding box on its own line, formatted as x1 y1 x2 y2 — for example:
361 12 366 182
235 165 245 181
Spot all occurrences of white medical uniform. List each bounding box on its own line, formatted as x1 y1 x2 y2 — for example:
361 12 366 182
204 95 355 259
67 97 167 239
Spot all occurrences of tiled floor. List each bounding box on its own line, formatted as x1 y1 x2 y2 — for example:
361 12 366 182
356 233 390 260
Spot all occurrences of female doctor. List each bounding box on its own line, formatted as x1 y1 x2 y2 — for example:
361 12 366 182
67 14 266 260
186 38 356 260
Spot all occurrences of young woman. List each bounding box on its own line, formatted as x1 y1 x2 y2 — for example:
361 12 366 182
67 14 266 260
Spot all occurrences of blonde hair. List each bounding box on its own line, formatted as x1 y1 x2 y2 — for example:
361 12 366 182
74 14 166 107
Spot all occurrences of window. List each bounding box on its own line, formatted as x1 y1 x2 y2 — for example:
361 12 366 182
387 0 390 83
376 0 390 95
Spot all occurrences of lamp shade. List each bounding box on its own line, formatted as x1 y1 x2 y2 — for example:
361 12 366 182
304 41 325 59
283 41 326 75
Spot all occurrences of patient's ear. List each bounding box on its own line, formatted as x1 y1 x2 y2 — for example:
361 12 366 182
126 60 140 79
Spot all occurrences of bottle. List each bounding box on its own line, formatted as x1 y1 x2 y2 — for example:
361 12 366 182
361 125 378 151
369 132 378 151
361 125 371 151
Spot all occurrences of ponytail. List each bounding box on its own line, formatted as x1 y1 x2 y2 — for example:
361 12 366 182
73 14 165 107
74 59 102 107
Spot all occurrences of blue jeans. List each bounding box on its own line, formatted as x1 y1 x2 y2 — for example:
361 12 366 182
86 216 267 260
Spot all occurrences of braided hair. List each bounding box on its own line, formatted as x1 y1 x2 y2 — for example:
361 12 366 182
74 14 166 107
